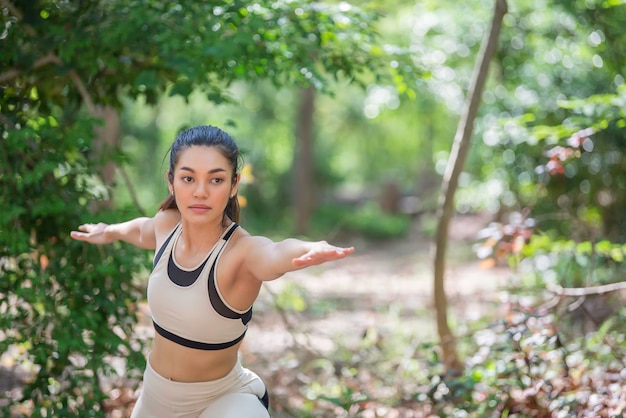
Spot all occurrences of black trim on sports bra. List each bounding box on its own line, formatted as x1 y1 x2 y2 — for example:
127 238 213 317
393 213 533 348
207 262 254 325
153 320 247 350
222 223 238 241
156 222 237 287
167 253 212 287
206 223 253 325
153 224 178 269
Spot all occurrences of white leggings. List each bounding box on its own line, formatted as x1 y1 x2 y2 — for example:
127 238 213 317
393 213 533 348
130 358 270 418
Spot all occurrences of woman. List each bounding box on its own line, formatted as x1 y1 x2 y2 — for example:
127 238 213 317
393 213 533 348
70 125 355 417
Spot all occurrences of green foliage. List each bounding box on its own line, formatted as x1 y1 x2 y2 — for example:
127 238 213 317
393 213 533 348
484 86 626 241
343 205 411 239
0 119 149 416
422 0 626 243
273 282 308 313
276 304 626 417
459 0 626 241
313 203 411 239
442 309 626 416
519 236 626 287
1 0 412 109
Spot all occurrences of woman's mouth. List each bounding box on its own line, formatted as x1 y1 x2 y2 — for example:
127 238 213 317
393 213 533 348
189 205 210 213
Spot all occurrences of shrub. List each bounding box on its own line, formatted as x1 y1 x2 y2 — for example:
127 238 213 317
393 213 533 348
0 120 149 417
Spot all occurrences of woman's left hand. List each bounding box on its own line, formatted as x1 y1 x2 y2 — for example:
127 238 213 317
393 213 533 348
292 241 355 267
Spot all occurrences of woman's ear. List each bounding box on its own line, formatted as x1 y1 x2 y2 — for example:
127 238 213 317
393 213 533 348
230 173 241 198
166 171 174 194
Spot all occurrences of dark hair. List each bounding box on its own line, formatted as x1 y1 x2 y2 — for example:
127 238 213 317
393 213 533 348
158 125 241 224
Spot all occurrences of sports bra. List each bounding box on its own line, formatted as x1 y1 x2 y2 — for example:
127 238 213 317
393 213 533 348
147 222 252 350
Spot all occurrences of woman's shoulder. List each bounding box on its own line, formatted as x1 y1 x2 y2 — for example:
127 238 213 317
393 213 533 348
229 226 272 253
225 227 274 281
153 209 181 240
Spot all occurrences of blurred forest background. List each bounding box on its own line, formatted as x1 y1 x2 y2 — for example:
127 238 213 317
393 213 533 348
1 0 626 417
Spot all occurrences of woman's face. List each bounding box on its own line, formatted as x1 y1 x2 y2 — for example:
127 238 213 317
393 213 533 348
169 145 237 223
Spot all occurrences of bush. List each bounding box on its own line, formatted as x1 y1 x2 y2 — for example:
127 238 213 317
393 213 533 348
267 300 626 417
0 120 149 417
313 203 412 240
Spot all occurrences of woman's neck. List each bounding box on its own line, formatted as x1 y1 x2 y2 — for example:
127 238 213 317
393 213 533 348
177 219 228 256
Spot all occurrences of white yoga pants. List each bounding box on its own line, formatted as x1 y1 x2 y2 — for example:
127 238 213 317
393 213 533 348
130 358 270 418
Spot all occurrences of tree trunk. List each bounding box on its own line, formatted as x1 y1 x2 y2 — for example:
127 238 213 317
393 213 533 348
293 86 316 235
432 0 508 375
93 105 121 209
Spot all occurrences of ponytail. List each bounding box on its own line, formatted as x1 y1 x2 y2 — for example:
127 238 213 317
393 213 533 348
158 194 177 212
158 170 177 211
225 195 240 224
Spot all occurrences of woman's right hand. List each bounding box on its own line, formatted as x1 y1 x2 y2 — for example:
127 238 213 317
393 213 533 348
70 223 114 245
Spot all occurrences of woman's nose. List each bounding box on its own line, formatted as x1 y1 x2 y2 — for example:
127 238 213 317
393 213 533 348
193 183 208 198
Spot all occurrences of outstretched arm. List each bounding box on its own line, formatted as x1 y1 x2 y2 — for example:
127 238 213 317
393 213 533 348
243 236 355 282
70 217 157 249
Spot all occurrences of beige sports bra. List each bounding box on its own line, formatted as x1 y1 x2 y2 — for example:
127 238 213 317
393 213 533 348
147 222 252 350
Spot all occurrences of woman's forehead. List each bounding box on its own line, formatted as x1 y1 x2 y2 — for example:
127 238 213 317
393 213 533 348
175 146 230 169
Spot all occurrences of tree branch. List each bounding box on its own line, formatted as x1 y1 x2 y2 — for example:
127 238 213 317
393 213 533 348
547 281 626 297
1 0 24 21
68 69 96 114
117 165 147 217
262 285 320 356
0 53 61 83
0 53 97 115
0 2 97 114
0 113 16 129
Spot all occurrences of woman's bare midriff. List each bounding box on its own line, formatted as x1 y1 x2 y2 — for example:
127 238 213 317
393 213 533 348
149 333 242 382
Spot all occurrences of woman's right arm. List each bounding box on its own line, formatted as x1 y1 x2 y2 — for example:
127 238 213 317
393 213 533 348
70 217 157 249
70 209 180 250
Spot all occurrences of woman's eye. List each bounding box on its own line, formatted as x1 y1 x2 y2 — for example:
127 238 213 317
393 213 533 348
212 178 224 184
182 176 193 183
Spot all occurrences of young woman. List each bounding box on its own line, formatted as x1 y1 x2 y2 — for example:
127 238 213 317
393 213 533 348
70 125 355 417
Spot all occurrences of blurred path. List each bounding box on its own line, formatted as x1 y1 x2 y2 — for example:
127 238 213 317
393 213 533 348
246 213 510 354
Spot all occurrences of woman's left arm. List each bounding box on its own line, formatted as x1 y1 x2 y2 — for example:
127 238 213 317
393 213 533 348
242 236 355 282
